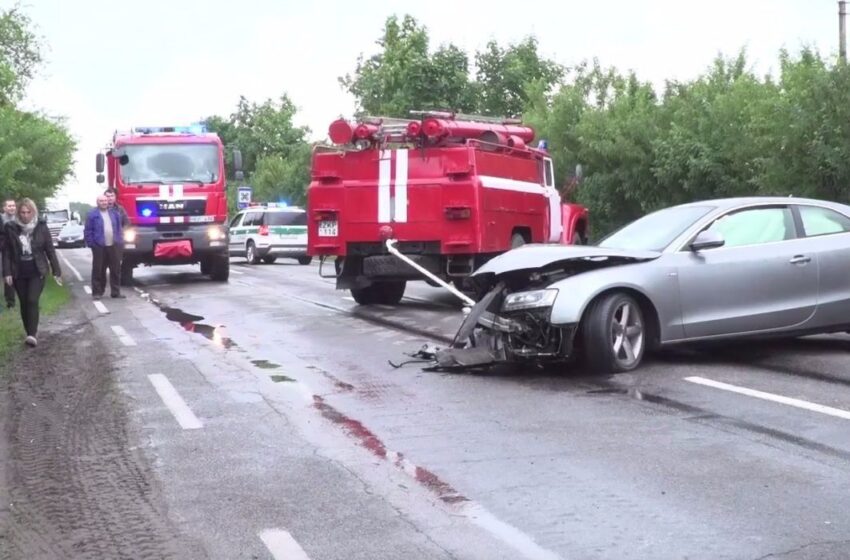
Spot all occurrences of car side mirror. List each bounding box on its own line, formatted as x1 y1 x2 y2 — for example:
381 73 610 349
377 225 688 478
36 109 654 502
690 230 725 251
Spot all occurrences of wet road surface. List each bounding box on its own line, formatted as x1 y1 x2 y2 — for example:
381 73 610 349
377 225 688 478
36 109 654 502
9 248 850 559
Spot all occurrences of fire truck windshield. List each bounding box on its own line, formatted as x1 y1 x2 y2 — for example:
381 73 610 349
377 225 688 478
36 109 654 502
118 143 220 184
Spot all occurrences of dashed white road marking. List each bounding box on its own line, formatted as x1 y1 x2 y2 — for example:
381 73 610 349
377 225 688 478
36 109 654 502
83 285 92 295
110 325 136 346
230 269 244 275
93 301 109 314
259 529 311 560
59 255 83 281
147 374 203 430
685 376 850 420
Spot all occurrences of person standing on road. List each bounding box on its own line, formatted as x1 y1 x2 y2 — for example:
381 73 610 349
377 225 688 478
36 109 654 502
1 198 17 309
104 188 129 289
2 198 63 347
84 194 124 300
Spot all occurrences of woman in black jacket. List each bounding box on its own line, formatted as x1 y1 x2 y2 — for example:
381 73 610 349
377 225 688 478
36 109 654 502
2 198 62 347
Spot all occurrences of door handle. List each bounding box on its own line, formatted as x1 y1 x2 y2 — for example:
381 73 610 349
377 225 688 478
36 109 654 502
789 255 811 264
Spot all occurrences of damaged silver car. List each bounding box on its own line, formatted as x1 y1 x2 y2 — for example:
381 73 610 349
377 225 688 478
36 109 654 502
437 197 850 373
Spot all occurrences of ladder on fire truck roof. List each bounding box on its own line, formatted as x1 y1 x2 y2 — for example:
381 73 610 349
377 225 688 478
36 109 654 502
409 110 523 125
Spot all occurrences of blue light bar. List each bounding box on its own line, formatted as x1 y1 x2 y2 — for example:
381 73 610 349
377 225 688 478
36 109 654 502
133 123 208 135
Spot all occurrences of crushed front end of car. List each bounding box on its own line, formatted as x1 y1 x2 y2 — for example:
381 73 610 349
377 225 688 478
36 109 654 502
420 246 660 372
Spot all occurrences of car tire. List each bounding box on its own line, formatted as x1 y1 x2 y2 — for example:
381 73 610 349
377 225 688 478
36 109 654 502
297 256 312 266
582 292 646 373
262 256 277 264
200 259 211 275
246 241 260 264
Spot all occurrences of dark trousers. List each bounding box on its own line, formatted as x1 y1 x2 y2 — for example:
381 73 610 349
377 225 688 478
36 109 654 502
4 279 14 307
91 245 121 296
13 276 44 336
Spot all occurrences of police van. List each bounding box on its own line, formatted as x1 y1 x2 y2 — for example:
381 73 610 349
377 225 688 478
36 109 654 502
228 203 311 265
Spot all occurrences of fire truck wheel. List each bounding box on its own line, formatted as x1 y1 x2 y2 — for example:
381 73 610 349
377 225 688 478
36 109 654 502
298 256 313 265
350 281 406 305
510 232 526 249
200 259 211 275
262 256 277 264
120 262 134 286
246 242 260 264
210 255 230 282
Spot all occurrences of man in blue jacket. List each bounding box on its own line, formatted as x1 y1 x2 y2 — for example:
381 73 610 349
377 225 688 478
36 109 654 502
84 194 124 299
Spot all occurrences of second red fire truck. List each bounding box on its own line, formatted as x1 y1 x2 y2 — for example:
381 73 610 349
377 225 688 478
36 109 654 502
307 111 590 305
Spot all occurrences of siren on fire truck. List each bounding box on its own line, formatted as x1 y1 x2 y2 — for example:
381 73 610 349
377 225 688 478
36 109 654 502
306 111 590 306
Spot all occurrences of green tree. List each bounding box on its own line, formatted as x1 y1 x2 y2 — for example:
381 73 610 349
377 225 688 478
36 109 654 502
475 36 563 117
0 5 74 204
204 94 312 212
339 15 478 117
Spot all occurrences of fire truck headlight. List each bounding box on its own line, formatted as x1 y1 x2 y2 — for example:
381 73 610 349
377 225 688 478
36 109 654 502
123 228 137 243
207 225 225 241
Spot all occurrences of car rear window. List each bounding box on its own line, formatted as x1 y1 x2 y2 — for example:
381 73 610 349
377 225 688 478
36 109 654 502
266 212 306 226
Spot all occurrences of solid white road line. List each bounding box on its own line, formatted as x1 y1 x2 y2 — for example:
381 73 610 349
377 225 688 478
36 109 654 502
83 285 92 294
258 529 311 560
60 254 83 281
93 301 109 314
147 374 203 430
110 325 136 346
685 376 850 421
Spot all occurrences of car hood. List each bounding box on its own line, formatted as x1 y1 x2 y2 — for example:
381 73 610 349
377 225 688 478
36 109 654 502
472 244 661 277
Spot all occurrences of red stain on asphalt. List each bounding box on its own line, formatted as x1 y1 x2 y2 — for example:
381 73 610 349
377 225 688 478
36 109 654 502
312 395 468 504
313 395 386 458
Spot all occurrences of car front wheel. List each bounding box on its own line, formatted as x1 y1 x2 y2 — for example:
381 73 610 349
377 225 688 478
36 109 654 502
582 292 646 373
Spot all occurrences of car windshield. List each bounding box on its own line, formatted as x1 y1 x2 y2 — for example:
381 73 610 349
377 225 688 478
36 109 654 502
43 210 69 223
119 143 220 184
266 212 306 226
597 205 715 251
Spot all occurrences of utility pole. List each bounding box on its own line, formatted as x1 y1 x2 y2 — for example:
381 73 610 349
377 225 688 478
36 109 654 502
841 1 847 63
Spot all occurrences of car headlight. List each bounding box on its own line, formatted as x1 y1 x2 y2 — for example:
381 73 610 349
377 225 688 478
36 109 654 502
123 228 137 243
502 289 558 312
207 225 225 241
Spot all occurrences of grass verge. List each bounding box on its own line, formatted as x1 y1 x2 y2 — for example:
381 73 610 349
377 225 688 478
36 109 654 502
0 278 70 360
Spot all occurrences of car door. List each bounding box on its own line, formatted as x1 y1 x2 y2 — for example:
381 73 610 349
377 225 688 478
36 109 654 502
793 203 850 326
676 204 818 338
228 212 246 255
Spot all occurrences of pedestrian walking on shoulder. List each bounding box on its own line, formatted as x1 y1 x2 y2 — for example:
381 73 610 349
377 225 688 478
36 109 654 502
1 198 63 347
84 195 124 299
1 197 17 308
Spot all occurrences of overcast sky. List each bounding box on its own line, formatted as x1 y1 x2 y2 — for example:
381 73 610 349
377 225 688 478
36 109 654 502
7 0 840 203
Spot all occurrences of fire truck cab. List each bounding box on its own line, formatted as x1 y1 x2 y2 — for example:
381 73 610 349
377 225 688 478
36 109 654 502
307 112 589 305
95 124 240 285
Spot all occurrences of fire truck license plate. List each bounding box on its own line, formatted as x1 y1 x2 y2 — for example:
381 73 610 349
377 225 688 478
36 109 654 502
318 220 338 237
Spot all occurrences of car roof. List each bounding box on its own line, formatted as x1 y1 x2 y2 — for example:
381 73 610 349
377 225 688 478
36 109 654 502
240 206 304 213
675 196 850 213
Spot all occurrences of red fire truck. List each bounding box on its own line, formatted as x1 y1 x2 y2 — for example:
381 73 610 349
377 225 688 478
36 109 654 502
307 112 590 305
95 124 241 284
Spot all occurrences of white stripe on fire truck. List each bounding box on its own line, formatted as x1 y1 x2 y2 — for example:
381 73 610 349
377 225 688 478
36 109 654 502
394 149 408 223
160 216 170 224
378 150 392 223
478 175 546 194
159 185 169 199
172 184 184 198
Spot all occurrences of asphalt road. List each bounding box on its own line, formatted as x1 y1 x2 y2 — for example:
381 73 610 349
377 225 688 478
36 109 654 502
32 248 850 559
